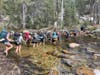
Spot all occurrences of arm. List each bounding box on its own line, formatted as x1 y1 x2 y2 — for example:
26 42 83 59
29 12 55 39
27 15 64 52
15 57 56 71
6 33 13 42
21 36 25 43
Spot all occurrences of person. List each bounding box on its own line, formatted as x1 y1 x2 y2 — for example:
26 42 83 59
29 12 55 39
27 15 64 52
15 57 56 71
70 30 78 37
0 30 13 56
64 30 70 39
52 31 58 45
38 31 45 45
23 32 32 47
32 32 40 47
14 33 24 55
46 31 52 43
80 25 86 32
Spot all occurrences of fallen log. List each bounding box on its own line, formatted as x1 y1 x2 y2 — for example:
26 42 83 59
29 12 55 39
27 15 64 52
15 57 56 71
61 50 76 55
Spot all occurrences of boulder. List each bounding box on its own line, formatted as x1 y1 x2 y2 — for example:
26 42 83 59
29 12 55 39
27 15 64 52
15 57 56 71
92 29 100 37
76 66 95 75
69 43 80 48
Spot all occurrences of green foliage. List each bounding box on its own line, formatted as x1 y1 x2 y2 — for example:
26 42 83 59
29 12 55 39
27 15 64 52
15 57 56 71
64 0 78 26
75 0 89 15
0 0 91 29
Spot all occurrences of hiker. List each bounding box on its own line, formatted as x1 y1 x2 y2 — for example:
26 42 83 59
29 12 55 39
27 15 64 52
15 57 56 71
56 31 62 42
38 31 46 45
80 25 87 36
80 25 86 32
46 31 52 43
0 30 13 56
70 29 79 37
14 32 24 55
23 32 32 47
32 32 40 47
52 30 58 45
64 30 70 39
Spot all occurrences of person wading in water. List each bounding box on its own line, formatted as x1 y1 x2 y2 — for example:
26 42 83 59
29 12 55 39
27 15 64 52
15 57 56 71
0 30 13 56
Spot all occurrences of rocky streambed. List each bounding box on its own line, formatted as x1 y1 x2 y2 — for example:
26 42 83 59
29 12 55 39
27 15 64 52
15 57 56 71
57 36 100 75
0 49 50 75
0 49 21 75
0 36 100 75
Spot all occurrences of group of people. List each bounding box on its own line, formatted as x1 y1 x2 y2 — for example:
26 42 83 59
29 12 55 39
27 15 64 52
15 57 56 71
0 26 88 56
0 29 59 56
0 30 23 56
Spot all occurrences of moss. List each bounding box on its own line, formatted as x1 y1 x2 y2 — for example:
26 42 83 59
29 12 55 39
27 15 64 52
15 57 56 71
21 44 61 69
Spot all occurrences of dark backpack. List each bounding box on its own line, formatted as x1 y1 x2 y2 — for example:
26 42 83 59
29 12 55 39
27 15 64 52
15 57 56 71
14 32 20 40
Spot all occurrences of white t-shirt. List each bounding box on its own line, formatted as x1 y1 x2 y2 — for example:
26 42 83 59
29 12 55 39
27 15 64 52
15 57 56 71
94 69 100 75
18 36 23 43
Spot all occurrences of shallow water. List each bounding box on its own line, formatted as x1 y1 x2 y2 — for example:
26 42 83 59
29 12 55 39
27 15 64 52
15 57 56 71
58 36 100 75
0 36 99 75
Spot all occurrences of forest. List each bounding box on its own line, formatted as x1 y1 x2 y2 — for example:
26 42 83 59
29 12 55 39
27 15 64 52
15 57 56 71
0 0 100 75
0 0 100 30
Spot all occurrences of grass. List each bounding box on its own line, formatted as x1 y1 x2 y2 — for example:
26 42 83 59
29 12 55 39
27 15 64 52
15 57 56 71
21 44 62 69
0 42 62 69
0 43 62 74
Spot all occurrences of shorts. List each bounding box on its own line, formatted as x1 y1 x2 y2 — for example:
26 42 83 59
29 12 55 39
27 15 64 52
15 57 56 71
14 41 21 46
4 42 10 45
52 38 58 42
32 39 39 44
40 38 44 42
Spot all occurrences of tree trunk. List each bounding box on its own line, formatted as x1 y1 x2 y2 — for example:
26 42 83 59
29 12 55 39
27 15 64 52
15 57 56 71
92 0 100 25
0 0 3 17
22 2 27 29
61 0 64 29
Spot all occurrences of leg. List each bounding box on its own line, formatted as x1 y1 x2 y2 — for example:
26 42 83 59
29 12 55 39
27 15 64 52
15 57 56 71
4 46 9 56
18 45 21 55
16 46 19 55
33 43 35 48
36 43 38 47
5 43 13 56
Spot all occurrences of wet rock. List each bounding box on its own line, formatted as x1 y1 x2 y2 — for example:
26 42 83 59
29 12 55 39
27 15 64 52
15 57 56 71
61 59 72 68
76 66 95 75
48 70 59 75
0 49 21 75
69 43 80 48
61 50 69 54
87 47 96 53
58 39 100 75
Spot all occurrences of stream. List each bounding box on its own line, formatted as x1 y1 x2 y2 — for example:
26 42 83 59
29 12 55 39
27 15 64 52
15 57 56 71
57 36 100 75
0 36 100 75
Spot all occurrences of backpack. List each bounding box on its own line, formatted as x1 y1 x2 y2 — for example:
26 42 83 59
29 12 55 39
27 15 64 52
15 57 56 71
0 30 8 39
52 32 58 38
14 32 20 40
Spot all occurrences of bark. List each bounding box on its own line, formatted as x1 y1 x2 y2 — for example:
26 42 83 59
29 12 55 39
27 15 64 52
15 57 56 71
60 0 64 28
91 0 100 24
22 2 27 29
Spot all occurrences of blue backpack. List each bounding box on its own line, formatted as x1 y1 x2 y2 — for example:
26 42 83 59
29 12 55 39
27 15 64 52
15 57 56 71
0 30 8 39
52 32 58 38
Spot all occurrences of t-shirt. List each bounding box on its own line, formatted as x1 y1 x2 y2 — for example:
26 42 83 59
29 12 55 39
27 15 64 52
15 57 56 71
52 32 58 38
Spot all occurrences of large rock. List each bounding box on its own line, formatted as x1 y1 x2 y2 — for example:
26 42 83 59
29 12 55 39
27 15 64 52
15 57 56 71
76 66 95 75
69 43 80 48
92 29 100 37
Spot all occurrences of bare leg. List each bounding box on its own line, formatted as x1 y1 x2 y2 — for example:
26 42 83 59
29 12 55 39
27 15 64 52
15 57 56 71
18 45 21 55
16 46 19 55
4 46 9 56
5 43 13 56
35 43 37 47
33 43 35 48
